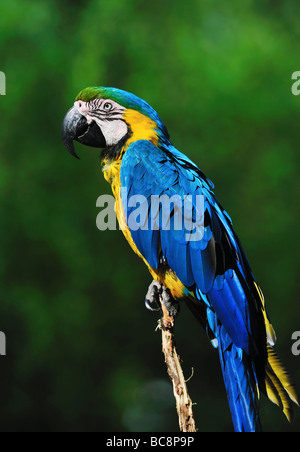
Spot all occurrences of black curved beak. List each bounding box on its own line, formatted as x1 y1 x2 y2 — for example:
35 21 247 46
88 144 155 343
62 107 106 159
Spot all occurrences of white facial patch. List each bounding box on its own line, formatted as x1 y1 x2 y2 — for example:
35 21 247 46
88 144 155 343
74 99 128 147
97 119 128 146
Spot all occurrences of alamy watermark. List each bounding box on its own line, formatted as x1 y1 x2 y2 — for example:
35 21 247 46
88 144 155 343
291 331 300 356
0 71 6 95
291 71 300 96
96 188 205 242
0 332 6 355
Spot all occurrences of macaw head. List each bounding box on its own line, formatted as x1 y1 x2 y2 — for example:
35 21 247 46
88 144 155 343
62 87 169 159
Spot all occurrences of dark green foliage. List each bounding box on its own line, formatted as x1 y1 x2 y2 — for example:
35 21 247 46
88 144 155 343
0 0 299 432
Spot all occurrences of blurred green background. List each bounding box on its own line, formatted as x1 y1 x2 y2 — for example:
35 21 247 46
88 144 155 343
0 0 299 432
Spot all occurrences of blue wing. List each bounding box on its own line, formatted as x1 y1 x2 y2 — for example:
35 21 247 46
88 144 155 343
120 140 267 431
121 140 264 352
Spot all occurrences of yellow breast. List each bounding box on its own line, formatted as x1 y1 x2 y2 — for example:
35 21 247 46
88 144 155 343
102 109 186 300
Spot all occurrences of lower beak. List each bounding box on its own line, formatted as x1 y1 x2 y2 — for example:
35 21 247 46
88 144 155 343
62 106 106 159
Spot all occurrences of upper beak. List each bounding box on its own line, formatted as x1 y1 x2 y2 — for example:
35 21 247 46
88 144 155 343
62 106 106 159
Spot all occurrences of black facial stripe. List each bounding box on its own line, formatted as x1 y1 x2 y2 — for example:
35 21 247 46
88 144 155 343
102 118 124 122
106 111 125 117
90 112 124 121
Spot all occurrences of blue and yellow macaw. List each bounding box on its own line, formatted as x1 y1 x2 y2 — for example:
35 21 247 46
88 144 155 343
62 87 299 432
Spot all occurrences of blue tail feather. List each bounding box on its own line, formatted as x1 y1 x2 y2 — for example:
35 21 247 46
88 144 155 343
217 323 262 432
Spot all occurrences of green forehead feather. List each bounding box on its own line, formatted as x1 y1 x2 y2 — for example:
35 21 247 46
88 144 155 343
76 86 154 117
76 87 106 102
76 86 142 111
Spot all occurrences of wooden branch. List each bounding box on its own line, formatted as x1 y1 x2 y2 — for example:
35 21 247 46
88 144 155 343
159 299 197 433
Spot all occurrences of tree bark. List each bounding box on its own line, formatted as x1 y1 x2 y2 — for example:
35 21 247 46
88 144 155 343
159 300 197 433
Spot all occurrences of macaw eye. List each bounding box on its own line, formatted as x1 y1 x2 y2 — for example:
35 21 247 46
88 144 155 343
103 102 113 111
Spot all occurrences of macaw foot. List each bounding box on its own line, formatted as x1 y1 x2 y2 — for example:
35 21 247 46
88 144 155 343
145 280 161 312
145 280 180 317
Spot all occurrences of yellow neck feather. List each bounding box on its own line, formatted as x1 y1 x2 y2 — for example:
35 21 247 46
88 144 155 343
123 109 159 147
101 110 186 300
102 109 159 189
